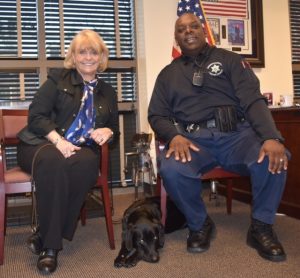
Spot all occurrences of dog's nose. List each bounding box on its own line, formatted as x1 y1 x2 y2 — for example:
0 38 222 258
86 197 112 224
150 254 159 263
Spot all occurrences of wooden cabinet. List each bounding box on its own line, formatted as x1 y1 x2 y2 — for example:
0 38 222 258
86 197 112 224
272 108 300 219
224 108 300 219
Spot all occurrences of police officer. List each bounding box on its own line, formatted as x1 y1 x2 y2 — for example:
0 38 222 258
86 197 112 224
148 13 289 262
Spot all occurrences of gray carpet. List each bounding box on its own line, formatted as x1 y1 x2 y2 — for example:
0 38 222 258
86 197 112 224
1 192 300 278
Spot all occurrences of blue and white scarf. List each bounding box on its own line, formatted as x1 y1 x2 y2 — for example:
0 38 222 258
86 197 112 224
65 79 97 146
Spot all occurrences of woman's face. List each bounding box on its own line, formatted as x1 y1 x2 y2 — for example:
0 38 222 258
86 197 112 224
73 45 101 81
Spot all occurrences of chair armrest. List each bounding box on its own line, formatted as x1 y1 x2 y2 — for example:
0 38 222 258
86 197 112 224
99 143 109 183
0 149 4 183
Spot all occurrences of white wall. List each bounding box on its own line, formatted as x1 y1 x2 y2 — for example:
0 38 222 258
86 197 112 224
255 0 293 105
135 0 293 133
135 0 178 133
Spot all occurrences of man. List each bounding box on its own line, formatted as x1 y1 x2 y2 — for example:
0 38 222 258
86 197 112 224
148 13 289 262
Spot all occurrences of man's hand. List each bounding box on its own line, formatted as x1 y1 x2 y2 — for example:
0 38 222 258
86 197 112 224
257 139 288 174
166 135 200 163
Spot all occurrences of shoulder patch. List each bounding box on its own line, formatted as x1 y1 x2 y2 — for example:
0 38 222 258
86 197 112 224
241 60 251 69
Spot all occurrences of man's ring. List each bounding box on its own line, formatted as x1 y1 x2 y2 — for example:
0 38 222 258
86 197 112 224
280 158 284 162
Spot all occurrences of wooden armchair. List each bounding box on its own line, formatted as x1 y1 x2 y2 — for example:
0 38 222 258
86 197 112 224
155 137 242 225
0 109 114 265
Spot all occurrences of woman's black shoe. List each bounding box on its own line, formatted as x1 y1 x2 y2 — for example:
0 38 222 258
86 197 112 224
37 249 58 274
26 231 43 255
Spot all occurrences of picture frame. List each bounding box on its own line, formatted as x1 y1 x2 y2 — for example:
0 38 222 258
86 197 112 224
204 0 264 68
244 0 265 68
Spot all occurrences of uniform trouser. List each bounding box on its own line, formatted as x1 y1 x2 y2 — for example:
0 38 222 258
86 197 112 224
158 121 289 231
17 141 99 250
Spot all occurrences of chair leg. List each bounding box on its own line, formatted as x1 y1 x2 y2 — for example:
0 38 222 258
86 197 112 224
160 182 167 226
0 187 5 265
155 174 162 196
226 179 233 214
80 204 87 226
156 175 167 225
101 184 115 250
4 197 7 236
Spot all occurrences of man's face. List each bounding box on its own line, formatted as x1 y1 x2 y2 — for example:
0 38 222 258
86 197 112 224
174 13 206 57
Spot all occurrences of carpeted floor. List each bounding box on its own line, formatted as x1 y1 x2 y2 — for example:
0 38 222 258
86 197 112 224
1 189 300 278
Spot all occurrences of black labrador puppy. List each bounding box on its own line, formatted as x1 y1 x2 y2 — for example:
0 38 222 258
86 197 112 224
114 197 164 268
114 196 186 268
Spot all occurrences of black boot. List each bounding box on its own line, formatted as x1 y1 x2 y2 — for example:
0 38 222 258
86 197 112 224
37 249 58 274
187 216 216 253
26 230 43 255
247 218 286 262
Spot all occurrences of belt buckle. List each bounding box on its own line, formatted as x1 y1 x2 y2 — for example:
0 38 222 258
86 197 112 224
186 123 200 133
186 124 194 133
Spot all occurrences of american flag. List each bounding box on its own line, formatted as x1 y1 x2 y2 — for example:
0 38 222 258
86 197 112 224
201 0 248 19
172 0 215 59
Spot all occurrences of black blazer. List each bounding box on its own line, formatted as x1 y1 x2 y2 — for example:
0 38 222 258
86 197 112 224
19 68 119 145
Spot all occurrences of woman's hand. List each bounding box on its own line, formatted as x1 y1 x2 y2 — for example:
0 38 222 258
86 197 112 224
90 128 114 145
56 138 81 158
46 130 81 158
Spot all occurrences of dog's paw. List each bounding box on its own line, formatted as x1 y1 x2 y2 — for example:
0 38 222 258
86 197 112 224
124 261 138 268
124 258 139 268
114 260 123 268
123 250 140 268
114 254 127 268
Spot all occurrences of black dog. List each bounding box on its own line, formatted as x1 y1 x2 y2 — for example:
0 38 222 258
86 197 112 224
114 197 165 268
114 196 186 268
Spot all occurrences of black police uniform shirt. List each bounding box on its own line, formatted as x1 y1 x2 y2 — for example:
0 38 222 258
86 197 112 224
148 44 283 144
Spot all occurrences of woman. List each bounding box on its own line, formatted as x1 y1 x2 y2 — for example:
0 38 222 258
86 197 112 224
17 29 119 274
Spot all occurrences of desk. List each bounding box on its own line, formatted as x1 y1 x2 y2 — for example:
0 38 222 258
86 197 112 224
219 107 300 219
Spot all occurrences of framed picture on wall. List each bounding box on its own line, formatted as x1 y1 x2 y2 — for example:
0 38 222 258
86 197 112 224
207 18 221 45
228 19 245 46
203 0 264 67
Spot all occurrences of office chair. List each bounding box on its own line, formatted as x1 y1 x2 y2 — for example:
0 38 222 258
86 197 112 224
0 109 114 265
155 137 242 225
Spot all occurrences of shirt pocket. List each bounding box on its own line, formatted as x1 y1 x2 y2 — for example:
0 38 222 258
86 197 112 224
55 88 77 113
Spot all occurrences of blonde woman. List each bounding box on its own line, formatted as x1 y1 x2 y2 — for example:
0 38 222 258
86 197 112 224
17 30 119 274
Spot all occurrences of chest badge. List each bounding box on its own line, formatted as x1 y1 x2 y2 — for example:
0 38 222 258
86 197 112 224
207 62 223 76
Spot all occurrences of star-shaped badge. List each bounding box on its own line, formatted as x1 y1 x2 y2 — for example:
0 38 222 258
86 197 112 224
207 62 223 76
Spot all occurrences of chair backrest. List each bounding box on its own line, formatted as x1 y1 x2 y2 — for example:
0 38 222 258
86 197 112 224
0 109 28 145
0 109 32 265
0 109 29 171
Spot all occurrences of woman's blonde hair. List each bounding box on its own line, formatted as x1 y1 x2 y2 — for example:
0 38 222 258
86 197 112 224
64 29 109 72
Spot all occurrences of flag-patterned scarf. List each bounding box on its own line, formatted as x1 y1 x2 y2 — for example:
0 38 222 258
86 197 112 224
65 79 97 146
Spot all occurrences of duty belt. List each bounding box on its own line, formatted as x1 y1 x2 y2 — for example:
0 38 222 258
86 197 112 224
183 118 245 133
